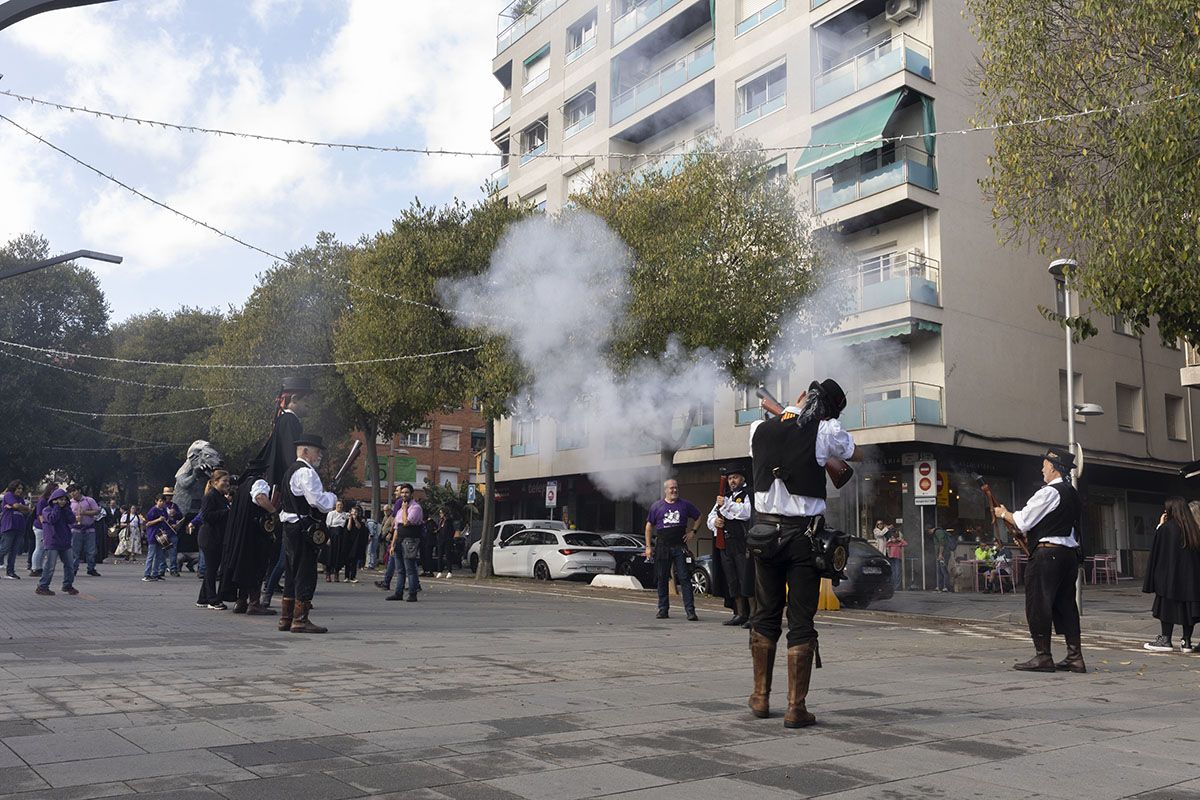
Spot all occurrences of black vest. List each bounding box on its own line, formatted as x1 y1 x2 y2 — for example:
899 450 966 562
751 416 826 500
722 488 752 540
1028 481 1081 543
281 459 313 519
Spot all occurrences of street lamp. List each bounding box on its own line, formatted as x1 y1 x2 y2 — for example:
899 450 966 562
1048 258 1080 472
0 249 123 282
0 0 118 32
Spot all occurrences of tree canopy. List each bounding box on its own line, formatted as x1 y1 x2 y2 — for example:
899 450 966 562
967 0 1200 344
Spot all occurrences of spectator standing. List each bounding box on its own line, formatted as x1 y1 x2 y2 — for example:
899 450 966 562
435 508 456 578
644 478 701 621
929 524 952 592
29 485 54 577
163 488 183 576
385 484 424 602
420 515 437 577
36 488 78 596
324 500 349 583
68 485 101 577
114 505 144 561
143 496 170 581
342 505 364 583
363 510 381 571
197 471 231 610
1 481 31 579
1142 497 1200 653
872 520 891 555
886 530 908 590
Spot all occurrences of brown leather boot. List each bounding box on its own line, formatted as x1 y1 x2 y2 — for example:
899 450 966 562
784 642 817 729
1014 635 1056 672
277 597 295 631
1055 636 1087 673
290 601 328 634
748 630 776 719
247 595 275 616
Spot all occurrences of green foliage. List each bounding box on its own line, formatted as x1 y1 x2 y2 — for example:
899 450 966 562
575 137 833 384
421 478 478 524
0 234 110 483
966 0 1200 344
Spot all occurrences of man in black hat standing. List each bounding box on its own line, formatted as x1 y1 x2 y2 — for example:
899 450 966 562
992 447 1085 673
747 379 857 729
278 435 337 634
708 465 754 627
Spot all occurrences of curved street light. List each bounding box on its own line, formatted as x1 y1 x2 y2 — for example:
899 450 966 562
0 249 123 282
0 0 118 32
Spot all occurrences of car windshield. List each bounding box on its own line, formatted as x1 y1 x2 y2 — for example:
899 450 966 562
563 533 606 547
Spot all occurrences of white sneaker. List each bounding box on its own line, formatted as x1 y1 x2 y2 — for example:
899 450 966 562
444 572 452 579
1144 635 1174 652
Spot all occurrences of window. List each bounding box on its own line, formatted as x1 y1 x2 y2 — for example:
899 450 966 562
556 415 588 450
763 154 788 183
1058 371 1085 423
1116 383 1144 432
439 468 460 487
1054 279 1067 317
1166 395 1187 441
737 0 785 36
566 164 595 199
519 118 548 165
511 419 538 456
563 88 596 138
401 429 430 448
523 187 547 213
736 61 786 128
1113 313 1136 337
523 44 550 95
439 428 461 451
414 466 430 488
736 377 788 425
566 11 597 63
470 428 486 451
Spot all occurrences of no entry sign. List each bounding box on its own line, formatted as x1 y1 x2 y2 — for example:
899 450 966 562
914 459 937 506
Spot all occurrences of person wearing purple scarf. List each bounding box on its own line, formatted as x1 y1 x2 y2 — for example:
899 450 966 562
36 488 79 596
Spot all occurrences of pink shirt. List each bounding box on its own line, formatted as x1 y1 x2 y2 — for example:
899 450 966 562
70 496 101 530
885 539 907 559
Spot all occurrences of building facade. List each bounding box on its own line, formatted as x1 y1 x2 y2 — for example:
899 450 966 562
486 0 1199 578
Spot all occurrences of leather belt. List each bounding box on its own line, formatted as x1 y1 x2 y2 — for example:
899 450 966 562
1035 542 1067 549
756 513 813 526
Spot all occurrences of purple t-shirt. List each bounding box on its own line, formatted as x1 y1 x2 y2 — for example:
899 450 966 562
1 492 26 533
145 506 168 542
647 499 700 544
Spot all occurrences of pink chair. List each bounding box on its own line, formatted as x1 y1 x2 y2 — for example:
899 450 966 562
993 563 1015 594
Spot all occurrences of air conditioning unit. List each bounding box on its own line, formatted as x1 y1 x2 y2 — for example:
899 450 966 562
885 0 920 22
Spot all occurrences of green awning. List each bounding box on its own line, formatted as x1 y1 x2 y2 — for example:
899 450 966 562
524 43 550 66
793 89 904 178
833 319 941 347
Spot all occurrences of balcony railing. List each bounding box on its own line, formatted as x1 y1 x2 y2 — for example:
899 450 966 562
811 0 831 7
737 90 786 129
736 0 786 36
735 408 762 425
565 35 596 64
850 251 940 312
493 97 512 128
613 0 684 45
683 423 714 448
519 141 547 165
564 111 595 139
510 441 538 457
523 69 549 96
814 34 933 109
611 39 715 124
814 144 937 212
488 167 509 194
497 0 566 54
842 382 943 430
632 150 687 179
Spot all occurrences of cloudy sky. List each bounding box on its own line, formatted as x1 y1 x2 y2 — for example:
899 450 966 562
1 0 503 320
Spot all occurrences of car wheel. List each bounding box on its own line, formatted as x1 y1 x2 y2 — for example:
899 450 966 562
469 554 478 573
534 561 551 581
617 560 633 576
691 567 710 597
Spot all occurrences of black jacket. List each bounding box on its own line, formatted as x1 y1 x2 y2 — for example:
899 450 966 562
198 488 230 550
1143 520 1200 602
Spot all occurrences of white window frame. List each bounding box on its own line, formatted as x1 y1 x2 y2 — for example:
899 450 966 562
401 429 430 448
523 45 551 95
439 428 461 451
736 60 787 129
1115 383 1144 432
566 11 597 63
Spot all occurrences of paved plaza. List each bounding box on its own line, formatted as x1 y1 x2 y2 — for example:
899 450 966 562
0 564 1198 800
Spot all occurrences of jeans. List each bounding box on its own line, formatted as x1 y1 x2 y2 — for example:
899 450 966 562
71 528 97 572
143 540 165 578
29 527 45 572
366 529 379 569
0 530 20 576
889 557 903 589
40 547 76 590
397 557 420 596
167 533 179 573
935 558 950 591
653 544 696 615
262 539 286 601
750 522 820 648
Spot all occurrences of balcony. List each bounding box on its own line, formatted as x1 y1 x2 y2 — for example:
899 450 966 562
611 39 715 125
488 167 509 194
814 35 933 110
510 442 538 457
683 423 714 448
565 36 596 64
814 145 936 212
493 98 512 128
850 251 940 312
519 142 547 166
614 0 684 45
842 381 943 429
736 0 786 36
737 88 786 129
497 0 566 54
735 408 762 425
564 111 595 139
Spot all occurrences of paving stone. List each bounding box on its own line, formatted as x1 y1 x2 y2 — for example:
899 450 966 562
431 782 525 800
3 730 143 765
485 716 581 739
621 752 743 781
0 765 51 794
211 739 343 767
485 763 671 800
36 750 252 788
328 762 467 794
614 777 799 800
207 773 362 800
113 721 250 753
736 763 876 797
425 750 557 781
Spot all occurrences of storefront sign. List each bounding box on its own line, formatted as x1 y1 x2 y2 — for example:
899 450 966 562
937 471 950 507
914 459 937 506
545 480 558 508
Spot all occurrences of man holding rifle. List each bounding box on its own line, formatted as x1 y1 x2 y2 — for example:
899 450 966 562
991 447 1085 674
278 435 338 634
748 379 858 729
707 465 754 627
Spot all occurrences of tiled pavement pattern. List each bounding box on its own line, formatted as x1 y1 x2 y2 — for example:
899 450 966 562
0 563 1198 799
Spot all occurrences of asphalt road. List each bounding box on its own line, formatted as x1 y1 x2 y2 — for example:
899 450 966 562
0 562 1197 800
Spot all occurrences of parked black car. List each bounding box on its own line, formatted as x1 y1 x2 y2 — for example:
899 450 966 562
691 537 893 609
600 533 655 586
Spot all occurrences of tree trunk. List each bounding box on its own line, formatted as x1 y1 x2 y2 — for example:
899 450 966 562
364 420 381 522
477 416 497 581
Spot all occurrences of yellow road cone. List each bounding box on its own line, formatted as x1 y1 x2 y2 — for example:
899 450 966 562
817 577 840 611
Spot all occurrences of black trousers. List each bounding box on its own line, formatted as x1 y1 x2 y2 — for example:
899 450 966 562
283 523 319 602
324 526 345 576
1025 545 1081 639
198 540 222 605
342 529 364 580
720 537 753 598
436 536 456 572
750 522 820 647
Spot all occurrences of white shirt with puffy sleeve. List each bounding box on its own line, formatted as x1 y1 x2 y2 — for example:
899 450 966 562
748 408 855 517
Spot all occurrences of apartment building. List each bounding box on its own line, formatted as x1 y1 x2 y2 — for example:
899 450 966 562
486 0 1198 578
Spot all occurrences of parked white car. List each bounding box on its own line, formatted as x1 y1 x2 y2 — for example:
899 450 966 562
492 529 616 581
468 519 567 573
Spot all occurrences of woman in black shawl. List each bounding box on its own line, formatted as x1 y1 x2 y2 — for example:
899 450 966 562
1142 496 1200 653
197 471 232 610
218 458 277 615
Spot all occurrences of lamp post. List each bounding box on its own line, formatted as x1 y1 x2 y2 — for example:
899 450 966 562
0 0 118 32
0 249 123 282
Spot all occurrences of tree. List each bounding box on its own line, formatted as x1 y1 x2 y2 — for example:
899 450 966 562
574 138 836 474
0 234 110 483
966 0 1200 344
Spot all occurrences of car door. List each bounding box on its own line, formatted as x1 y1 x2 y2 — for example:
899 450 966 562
515 530 547 577
493 530 528 576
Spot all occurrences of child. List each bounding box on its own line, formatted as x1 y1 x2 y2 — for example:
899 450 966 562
37 488 79 596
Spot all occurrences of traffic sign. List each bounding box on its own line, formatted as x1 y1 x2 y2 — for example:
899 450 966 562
913 459 937 505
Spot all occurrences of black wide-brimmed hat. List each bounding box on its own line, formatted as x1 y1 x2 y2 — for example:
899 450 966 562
1044 446 1075 472
809 378 848 417
280 376 313 395
293 434 327 451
